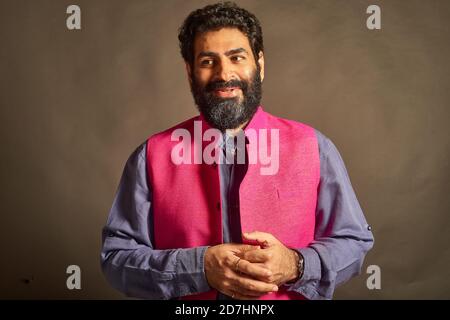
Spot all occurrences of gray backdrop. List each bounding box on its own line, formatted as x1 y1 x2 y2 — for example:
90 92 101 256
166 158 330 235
1 0 449 299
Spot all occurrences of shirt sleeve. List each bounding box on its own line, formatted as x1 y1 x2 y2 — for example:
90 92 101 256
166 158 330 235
285 130 375 300
100 142 211 299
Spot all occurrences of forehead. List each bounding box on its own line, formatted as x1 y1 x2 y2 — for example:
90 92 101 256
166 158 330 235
193 28 252 56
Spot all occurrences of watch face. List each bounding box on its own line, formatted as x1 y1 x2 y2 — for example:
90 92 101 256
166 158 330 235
298 254 305 279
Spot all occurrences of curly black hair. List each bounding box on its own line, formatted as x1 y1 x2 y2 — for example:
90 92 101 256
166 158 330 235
178 1 264 67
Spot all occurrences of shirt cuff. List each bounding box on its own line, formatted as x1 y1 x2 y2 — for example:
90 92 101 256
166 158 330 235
297 247 322 282
284 247 327 299
176 246 211 297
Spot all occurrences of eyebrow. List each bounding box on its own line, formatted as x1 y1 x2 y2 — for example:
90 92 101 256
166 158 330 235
197 47 249 59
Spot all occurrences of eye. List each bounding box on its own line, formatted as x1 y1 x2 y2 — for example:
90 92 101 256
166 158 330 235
200 59 214 67
231 55 245 62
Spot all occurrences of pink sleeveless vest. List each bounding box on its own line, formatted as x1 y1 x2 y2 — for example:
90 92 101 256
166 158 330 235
146 106 320 300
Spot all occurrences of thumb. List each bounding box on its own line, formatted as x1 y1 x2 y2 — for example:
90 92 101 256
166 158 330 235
232 244 260 254
242 231 278 247
240 244 260 252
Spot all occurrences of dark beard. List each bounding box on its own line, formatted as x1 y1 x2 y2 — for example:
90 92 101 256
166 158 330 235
190 67 262 132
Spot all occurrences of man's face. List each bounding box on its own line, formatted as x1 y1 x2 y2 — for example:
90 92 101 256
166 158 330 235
187 28 265 132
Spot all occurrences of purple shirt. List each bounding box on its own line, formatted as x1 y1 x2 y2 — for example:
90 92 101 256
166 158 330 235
100 128 374 300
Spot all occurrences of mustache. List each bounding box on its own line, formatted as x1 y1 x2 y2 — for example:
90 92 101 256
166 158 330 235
205 79 248 92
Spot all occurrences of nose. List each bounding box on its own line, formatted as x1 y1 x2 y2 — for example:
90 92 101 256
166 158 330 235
214 58 236 82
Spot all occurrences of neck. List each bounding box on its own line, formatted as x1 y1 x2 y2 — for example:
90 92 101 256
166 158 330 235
226 120 249 136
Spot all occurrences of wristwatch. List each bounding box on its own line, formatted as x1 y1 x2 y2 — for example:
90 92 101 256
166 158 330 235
297 252 305 280
287 249 305 283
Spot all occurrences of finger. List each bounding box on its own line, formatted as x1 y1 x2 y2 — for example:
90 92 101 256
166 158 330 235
236 259 272 280
229 278 273 299
230 282 269 298
243 231 277 247
239 244 261 252
242 249 272 263
233 274 278 294
231 244 260 255
229 290 260 300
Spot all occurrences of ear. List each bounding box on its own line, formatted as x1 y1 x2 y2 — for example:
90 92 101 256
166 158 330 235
257 51 265 82
185 62 193 86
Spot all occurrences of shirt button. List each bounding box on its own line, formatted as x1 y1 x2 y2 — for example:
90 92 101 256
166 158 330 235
367 225 372 231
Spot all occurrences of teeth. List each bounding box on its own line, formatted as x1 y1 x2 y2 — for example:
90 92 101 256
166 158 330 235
216 88 237 94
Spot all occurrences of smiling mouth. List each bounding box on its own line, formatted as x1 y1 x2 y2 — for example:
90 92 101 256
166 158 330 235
213 87 241 98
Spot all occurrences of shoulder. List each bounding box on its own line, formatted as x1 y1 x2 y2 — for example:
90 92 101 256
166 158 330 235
314 129 334 160
265 111 335 151
311 129 349 175
265 111 316 134
265 110 340 161
125 141 147 167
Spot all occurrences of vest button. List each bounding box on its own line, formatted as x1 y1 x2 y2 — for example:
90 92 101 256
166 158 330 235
216 202 220 211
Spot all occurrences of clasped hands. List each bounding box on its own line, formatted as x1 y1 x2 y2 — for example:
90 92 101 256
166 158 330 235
204 231 300 300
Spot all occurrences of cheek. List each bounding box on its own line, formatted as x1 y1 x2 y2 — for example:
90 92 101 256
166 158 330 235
194 70 212 87
239 66 257 82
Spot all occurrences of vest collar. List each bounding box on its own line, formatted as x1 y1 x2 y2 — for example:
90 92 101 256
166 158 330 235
198 105 268 135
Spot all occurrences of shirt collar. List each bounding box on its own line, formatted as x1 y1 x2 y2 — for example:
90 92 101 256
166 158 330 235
198 105 267 151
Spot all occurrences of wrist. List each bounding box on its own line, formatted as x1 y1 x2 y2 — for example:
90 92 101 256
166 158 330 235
287 249 304 283
203 246 215 277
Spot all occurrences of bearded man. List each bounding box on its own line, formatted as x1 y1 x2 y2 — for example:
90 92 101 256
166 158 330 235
101 2 374 300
